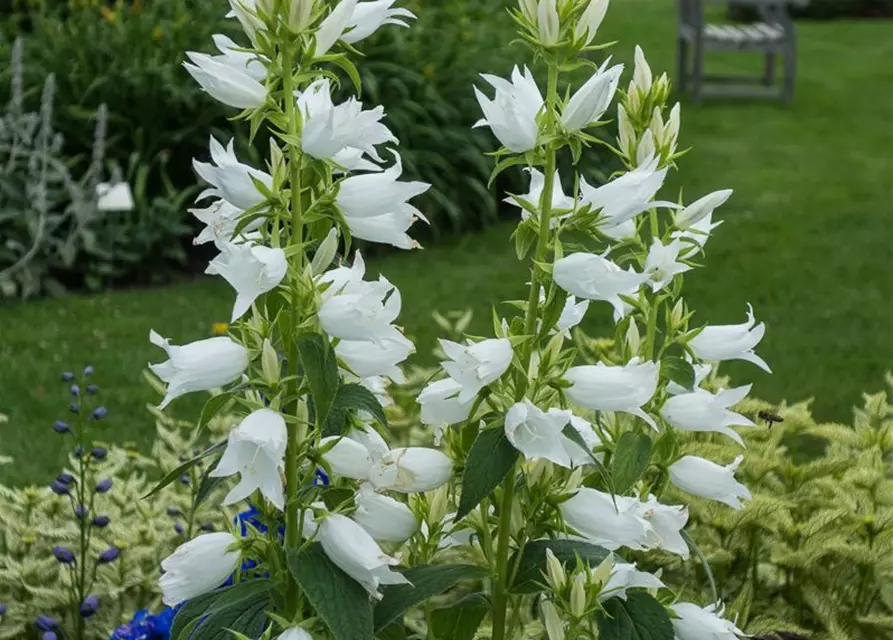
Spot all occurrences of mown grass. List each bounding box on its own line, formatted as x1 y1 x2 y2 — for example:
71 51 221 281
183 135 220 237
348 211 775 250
1 0 892 485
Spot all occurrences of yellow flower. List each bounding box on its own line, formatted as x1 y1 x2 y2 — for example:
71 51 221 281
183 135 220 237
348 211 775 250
422 64 436 79
212 322 230 336
99 6 117 23
152 26 164 41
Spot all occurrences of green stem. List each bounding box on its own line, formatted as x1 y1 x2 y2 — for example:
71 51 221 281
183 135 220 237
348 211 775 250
282 40 305 618
490 470 517 640
644 297 659 361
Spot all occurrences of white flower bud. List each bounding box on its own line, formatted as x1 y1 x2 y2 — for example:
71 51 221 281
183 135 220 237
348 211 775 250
633 45 653 94
311 228 340 276
670 298 685 327
541 600 565 640
593 552 615 587
649 106 665 145
545 548 567 591
288 0 316 31
625 317 641 355
261 338 279 385
617 105 636 158
537 0 560 46
569 573 587 617
160 533 241 606
574 0 609 46
636 129 656 166
666 102 681 147
520 0 538 22
426 485 450 526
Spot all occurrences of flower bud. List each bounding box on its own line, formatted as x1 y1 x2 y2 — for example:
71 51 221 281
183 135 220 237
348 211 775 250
670 298 685 328
61 372 75 382
593 552 614 586
69 402 80 414
83 365 94 376
42 632 58 640
57 472 74 485
52 421 70 434
569 573 587 617
288 0 315 31
53 546 75 565
35 615 59 631
75 504 88 519
565 466 583 492
665 103 681 147
200 521 215 532
174 523 185 535
86 384 99 395
519 0 537 22
92 406 107 420
544 549 567 591
426 486 449 526
311 227 340 276
98 547 120 564
79 595 99 618
50 480 70 496
625 317 641 355
261 338 280 386
167 506 182 517
636 129 655 165
541 600 565 640
654 73 671 104
95 479 112 494
70 384 80 397
0 603 6 615
92 515 111 528
92 447 107 460
574 0 608 46
626 80 641 115
537 0 560 46
617 105 635 158
649 106 665 144
633 45 653 94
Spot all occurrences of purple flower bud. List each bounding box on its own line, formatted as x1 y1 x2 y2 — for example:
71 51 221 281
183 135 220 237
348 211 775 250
74 504 88 519
166 506 181 517
53 546 75 564
91 447 107 460
92 406 107 420
95 479 112 494
69 402 80 414
199 521 214 532
174 523 185 535
61 372 75 382
79 595 99 618
70 384 80 397
83 365 94 376
35 615 60 630
73 445 85 458
179 473 190 486
0 603 6 615
98 547 120 564
57 472 74 484
52 420 71 434
43 633 58 640
86 384 99 395
50 480 70 496
92 515 110 528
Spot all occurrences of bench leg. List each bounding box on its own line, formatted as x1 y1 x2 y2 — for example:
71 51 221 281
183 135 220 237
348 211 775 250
692 41 705 106
677 38 689 94
763 52 776 87
782 39 796 104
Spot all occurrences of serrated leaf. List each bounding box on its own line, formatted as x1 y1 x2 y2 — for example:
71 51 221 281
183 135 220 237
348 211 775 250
144 440 225 499
610 431 652 494
429 593 489 640
170 580 275 640
323 383 389 436
595 591 674 640
296 332 340 428
661 356 695 392
510 540 610 594
456 427 519 520
374 564 488 631
287 544 373 640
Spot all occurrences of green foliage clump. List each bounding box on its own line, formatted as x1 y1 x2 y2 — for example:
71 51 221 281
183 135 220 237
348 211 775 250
0 396 233 638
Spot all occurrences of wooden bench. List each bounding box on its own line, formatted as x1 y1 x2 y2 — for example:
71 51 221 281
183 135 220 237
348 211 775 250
677 0 807 104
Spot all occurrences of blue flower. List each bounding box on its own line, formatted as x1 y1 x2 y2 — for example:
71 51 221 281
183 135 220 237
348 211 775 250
109 606 177 640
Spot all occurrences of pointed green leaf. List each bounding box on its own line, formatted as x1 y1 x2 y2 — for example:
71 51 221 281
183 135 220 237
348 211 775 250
595 591 674 640
144 440 225 499
287 544 373 640
562 424 616 502
610 431 653 494
170 580 275 640
510 540 610 594
429 593 489 640
374 564 488 631
661 356 696 392
296 332 340 428
323 383 389 436
456 427 519 520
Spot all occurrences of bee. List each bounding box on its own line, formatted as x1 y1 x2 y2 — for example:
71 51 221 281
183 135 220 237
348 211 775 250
758 410 784 426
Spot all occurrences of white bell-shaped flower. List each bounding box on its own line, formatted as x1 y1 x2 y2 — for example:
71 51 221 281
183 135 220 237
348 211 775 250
439 337 514 403
505 168 575 225
227 0 265 45
191 200 261 247
560 488 652 551
315 0 359 56
352 485 418 542
148 331 249 409
277 629 314 640
159 532 241 606
661 385 756 446
317 513 411 599
211 34 267 81
336 334 414 382
184 51 266 110
637 495 689 558
553 252 647 322
689 305 771 373
562 60 623 133
194 137 272 211
565 358 659 429
335 153 430 249
643 238 692 292
343 0 417 44
206 242 287 321
297 78 396 164
672 210 723 258
669 455 752 509
670 602 746 640
473 66 544 153
579 155 679 228
555 296 590 337
674 189 733 230
210 409 287 510
417 378 474 426
599 562 665 602
505 400 574 467
319 274 405 345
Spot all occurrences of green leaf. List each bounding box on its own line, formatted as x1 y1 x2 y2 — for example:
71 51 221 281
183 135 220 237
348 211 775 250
595 591 674 640
287 544 373 640
487 155 527 188
197 391 237 432
324 383 389 436
375 624 406 640
661 356 696 392
143 440 225 499
170 580 275 640
610 431 653 495
429 593 489 640
296 332 340 428
562 424 616 500
374 564 488 631
510 540 610 594
192 471 228 514
456 427 519 520
681 529 718 603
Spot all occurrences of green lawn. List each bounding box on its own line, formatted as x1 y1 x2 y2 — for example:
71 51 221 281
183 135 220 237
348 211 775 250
2 0 892 486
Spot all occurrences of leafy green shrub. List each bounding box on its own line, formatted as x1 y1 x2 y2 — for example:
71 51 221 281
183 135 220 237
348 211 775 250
730 0 893 20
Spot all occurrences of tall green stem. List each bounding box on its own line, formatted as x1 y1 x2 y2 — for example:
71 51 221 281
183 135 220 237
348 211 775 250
282 41 304 617
492 59 561 640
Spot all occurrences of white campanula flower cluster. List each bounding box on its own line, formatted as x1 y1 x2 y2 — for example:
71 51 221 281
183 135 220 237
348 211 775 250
144 0 770 637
